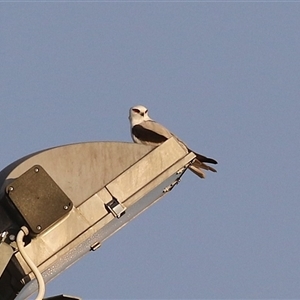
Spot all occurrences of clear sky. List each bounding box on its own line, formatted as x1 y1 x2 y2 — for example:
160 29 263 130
1 2 300 299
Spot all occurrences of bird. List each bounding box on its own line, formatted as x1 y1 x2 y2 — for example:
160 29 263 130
129 105 217 179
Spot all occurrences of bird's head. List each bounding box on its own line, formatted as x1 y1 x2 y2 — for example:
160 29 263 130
129 105 151 125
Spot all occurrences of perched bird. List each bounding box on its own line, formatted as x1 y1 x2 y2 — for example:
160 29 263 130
129 105 217 179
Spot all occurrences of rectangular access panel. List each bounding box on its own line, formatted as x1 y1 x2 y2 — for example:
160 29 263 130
5 165 73 236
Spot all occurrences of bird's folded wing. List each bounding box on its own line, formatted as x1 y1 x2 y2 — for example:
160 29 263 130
132 120 173 144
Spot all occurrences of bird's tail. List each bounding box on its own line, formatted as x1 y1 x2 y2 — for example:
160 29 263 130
188 165 206 178
187 149 218 179
189 149 218 165
193 159 217 171
188 160 217 179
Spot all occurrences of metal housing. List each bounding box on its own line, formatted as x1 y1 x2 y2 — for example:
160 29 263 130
0 138 195 299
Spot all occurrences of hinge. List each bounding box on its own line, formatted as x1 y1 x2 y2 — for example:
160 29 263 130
105 198 126 218
177 160 194 175
90 241 101 251
163 161 192 193
163 178 181 193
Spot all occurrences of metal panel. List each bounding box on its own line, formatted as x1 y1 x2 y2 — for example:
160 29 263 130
6 165 72 235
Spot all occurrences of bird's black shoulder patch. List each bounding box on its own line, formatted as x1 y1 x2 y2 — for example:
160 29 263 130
132 124 168 143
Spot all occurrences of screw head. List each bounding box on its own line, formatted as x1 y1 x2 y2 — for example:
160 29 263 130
36 225 42 231
8 186 14 192
34 167 39 173
63 205 69 210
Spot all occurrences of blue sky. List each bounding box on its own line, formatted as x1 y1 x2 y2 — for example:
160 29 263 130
1 3 300 299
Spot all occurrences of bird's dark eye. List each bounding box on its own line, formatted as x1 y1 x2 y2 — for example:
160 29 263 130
132 108 140 113
145 110 148 114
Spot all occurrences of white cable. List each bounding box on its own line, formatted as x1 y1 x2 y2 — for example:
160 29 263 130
16 226 46 300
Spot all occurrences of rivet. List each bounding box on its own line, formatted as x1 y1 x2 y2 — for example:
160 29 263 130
63 205 69 210
34 167 39 173
36 225 42 231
